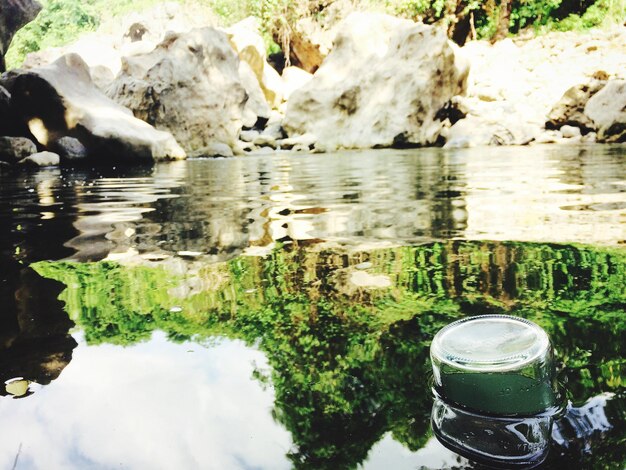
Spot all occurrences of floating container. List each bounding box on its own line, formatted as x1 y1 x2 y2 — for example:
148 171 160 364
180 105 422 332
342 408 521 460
430 315 557 416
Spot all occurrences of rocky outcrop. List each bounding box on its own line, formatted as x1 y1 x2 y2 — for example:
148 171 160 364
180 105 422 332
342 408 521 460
3 54 185 162
451 28 626 147
107 28 247 157
546 79 606 133
0 136 37 163
21 2 217 91
23 34 122 91
585 79 626 143
0 0 42 71
283 13 468 151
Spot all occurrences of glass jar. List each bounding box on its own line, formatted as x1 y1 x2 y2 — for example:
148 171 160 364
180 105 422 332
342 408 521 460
430 315 557 416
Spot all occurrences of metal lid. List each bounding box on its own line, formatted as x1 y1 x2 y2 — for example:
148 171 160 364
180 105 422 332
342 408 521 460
431 315 550 372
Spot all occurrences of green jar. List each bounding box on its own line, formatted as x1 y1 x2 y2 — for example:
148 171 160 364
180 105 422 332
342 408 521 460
430 315 557 416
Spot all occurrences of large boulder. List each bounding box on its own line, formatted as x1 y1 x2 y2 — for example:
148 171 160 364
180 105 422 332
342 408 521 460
23 34 122 91
283 13 469 150
0 136 37 163
107 28 247 156
585 79 626 143
0 0 42 71
546 79 606 133
2 54 185 162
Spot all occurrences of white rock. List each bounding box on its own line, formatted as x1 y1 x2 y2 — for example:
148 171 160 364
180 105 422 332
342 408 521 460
19 151 60 167
6 54 185 162
196 142 233 158
239 60 271 127
239 130 260 142
584 79 626 143
108 28 247 154
283 13 468 150
252 134 277 148
281 66 313 101
560 125 582 138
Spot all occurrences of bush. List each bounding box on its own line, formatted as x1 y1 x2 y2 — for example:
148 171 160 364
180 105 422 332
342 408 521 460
5 0 624 70
5 0 98 69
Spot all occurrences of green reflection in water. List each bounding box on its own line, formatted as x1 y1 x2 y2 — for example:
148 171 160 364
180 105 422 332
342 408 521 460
34 241 626 469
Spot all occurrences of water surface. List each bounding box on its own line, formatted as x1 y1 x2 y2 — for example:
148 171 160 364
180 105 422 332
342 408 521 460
0 145 624 469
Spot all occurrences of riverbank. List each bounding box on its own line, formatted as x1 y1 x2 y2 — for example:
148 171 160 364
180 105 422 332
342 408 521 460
0 1 624 167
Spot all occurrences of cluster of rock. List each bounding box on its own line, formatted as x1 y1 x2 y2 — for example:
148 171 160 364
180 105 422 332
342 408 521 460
446 29 626 147
1 1 624 169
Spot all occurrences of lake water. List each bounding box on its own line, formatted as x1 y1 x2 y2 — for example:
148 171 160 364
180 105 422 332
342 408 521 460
0 145 624 469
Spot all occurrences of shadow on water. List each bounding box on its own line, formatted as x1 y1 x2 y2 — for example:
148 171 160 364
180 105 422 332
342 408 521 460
3 240 619 469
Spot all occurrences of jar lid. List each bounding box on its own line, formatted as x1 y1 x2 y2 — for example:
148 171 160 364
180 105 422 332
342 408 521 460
431 315 550 372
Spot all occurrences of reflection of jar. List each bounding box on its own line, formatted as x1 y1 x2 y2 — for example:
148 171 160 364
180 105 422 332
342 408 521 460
431 396 553 467
430 315 557 416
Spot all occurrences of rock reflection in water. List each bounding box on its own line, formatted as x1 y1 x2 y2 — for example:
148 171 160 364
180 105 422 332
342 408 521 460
26 241 626 469
0 257 76 398
2 146 623 268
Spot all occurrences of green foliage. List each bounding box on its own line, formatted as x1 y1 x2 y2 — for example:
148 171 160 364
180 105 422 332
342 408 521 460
548 0 626 31
5 0 624 69
34 241 626 469
5 0 98 69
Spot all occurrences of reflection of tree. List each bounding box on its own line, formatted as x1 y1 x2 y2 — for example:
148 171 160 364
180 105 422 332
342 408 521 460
34 242 626 468
0 257 77 397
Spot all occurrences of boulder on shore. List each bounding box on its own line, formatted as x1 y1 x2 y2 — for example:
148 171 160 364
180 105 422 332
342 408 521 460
107 28 248 156
19 150 60 167
546 79 606 133
584 79 626 143
2 54 185 162
0 136 37 163
283 13 469 151
0 0 42 71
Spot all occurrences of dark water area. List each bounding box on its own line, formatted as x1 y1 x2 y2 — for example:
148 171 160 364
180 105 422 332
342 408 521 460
0 145 624 469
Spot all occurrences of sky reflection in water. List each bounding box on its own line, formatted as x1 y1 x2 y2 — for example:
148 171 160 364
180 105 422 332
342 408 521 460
0 333 292 469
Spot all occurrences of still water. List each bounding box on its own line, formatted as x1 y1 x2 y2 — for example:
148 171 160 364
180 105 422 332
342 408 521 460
0 145 624 469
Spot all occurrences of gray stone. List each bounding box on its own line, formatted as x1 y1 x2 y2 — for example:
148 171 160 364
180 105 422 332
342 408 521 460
0 136 36 163
585 79 626 143
546 80 606 132
51 136 88 161
444 112 540 148
5 54 185 162
107 28 247 154
194 142 233 158
19 151 60 167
